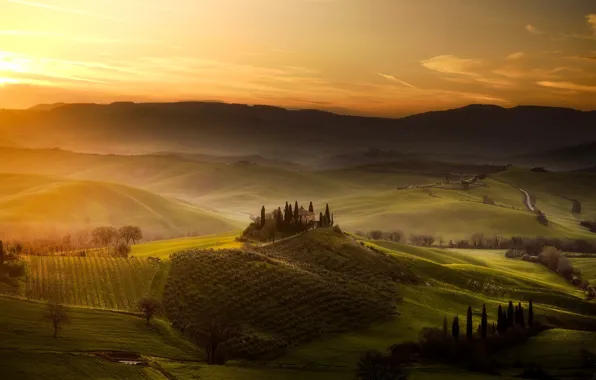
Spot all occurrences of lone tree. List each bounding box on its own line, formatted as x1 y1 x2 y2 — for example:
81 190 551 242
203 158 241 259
118 226 143 245
481 304 488 339
507 301 514 327
528 300 534 328
309 202 314 213
466 306 473 340
137 296 161 325
260 206 266 228
452 316 460 340
42 302 71 339
189 312 240 365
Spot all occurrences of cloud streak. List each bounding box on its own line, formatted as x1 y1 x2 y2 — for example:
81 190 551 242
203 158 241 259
421 55 483 76
525 24 544 35
537 81 596 93
7 0 118 21
377 73 415 88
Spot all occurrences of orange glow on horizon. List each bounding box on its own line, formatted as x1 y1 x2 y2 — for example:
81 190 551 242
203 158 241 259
1 0 595 116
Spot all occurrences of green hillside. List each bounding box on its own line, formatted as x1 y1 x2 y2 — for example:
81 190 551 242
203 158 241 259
0 173 240 239
4 229 596 379
1 149 595 241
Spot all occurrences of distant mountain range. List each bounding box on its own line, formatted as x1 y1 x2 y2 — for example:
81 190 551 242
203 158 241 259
1 102 595 168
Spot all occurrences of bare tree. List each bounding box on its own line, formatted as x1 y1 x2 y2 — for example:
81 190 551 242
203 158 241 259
118 226 143 245
137 296 161 325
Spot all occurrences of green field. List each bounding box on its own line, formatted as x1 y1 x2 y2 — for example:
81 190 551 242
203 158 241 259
4 229 596 379
131 232 242 259
0 148 595 241
23 256 160 310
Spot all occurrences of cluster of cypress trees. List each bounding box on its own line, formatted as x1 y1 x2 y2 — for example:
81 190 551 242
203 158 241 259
446 300 534 340
258 201 334 234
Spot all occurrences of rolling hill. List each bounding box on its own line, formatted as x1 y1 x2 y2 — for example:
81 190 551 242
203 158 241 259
0 173 239 240
4 228 596 379
1 102 595 164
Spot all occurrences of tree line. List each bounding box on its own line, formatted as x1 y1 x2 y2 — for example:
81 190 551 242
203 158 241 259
356 300 542 379
1 225 143 258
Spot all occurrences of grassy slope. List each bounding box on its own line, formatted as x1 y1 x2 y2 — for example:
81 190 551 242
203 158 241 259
1 149 595 241
0 297 198 360
270 233 596 372
0 173 240 238
131 232 242 259
4 229 596 379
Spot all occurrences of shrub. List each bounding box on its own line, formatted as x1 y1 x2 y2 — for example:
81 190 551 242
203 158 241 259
0 261 26 277
114 242 131 258
369 230 383 240
356 350 407 380
536 210 548 226
483 196 495 205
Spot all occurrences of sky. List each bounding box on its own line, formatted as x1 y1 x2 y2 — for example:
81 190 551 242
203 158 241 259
0 0 595 116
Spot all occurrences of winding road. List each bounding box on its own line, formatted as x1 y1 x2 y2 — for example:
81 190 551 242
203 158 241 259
518 187 535 212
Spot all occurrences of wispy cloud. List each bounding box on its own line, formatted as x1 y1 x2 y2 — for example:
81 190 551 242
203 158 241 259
377 73 415 88
7 0 118 21
493 66 580 80
506 52 525 61
525 24 545 35
0 30 119 43
588 14 596 35
537 81 596 93
421 55 483 76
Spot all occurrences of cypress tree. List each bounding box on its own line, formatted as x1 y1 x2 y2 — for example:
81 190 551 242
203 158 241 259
260 206 266 228
466 306 473 340
443 316 448 336
309 202 314 213
284 202 289 225
507 301 514 327
518 302 525 329
294 201 299 223
276 207 283 230
502 309 508 332
288 204 293 225
492 322 496 335
497 305 503 333
331 213 334 226
324 204 331 227
319 212 324 227
481 304 488 339
452 316 460 340
528 300 534 328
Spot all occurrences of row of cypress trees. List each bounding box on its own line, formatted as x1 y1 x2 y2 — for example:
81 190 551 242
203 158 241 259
445 300 534 340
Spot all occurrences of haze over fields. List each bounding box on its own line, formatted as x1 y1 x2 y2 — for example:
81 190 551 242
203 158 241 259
1 1 596 379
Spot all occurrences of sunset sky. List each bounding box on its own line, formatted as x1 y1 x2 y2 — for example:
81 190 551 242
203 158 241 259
1 0 595 116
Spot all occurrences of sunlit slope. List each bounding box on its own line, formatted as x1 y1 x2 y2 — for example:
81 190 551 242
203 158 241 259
273 234 596 371
131 232 242 259
495 168 596 222
0 173 239 238
331 186 572 239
